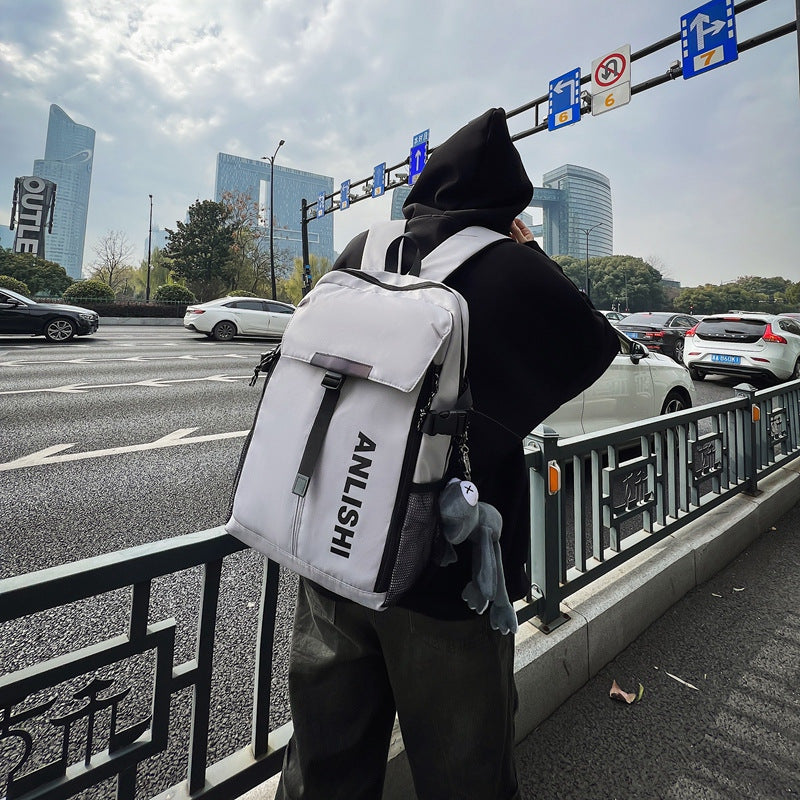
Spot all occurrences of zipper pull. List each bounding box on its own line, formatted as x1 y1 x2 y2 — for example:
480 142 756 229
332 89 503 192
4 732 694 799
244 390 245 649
417 369 441 431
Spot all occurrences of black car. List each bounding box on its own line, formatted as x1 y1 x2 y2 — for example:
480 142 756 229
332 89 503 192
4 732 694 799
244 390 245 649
0 287 100 342
616 312 699 364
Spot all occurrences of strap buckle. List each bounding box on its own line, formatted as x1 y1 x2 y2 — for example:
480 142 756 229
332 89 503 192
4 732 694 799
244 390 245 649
321 370 344 390
421 409 469 436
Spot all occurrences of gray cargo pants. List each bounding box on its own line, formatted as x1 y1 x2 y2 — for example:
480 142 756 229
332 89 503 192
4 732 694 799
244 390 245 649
275 578 521 800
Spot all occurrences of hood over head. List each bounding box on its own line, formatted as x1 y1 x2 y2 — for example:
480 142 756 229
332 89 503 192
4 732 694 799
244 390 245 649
402 108 533 234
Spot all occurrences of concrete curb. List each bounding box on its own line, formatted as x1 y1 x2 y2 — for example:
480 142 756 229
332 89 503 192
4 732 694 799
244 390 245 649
241 462 800 800
101 317 183 325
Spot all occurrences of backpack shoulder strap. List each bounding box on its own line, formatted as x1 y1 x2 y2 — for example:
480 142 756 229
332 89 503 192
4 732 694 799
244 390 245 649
420 226 507 284
361 220 407 272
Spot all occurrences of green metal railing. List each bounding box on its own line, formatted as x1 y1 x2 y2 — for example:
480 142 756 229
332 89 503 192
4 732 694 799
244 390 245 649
522 380 800 629
2 380 799 799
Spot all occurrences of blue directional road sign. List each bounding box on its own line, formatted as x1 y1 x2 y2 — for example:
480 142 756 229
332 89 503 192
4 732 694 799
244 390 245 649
681 0 738 80
372 163 386 198
408 142 427 185
548 68 581 131
340 180 350 210
316 191 325 218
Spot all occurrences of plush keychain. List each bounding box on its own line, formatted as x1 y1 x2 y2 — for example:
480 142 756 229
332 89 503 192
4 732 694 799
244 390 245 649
437 478 518 635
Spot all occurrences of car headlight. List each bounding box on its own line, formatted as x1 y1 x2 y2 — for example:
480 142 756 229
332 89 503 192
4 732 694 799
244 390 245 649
79 312 97 321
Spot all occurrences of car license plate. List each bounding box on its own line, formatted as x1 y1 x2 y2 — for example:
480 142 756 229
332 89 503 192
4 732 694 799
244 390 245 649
711 354 741 365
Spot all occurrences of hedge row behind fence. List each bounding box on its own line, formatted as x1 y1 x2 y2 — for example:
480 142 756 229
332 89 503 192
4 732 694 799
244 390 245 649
40 299 188 318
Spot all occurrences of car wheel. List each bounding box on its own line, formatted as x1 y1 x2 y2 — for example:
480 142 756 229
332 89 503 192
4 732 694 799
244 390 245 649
661 390 689 415
44 317 76 342
791 358 800 381
688 366 704 381
672 338 685 364
212 320 237 341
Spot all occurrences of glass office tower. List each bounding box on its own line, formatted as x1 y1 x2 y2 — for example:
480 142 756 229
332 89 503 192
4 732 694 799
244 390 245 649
540 165 612 259
32 105 95 280
214 153 334 266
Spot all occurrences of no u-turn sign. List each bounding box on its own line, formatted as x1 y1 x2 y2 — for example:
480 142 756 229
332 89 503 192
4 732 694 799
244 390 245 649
591 44 632 116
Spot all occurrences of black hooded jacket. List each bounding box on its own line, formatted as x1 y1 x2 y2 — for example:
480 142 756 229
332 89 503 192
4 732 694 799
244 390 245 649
333 108 620 618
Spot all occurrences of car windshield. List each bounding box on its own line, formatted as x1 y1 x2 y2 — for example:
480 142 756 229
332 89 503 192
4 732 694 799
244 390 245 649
1 287 33 303
696 318 769 336
620 313 672 325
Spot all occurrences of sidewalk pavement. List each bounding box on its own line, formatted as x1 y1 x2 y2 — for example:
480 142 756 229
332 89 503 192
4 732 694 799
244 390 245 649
514 498 800 800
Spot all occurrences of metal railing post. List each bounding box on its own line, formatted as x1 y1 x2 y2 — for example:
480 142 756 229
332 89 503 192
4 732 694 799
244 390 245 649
734 383 760 495
528 425 568 631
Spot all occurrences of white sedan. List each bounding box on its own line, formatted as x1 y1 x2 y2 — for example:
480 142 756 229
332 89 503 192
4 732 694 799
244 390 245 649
183 296 295 341
540 332 696 439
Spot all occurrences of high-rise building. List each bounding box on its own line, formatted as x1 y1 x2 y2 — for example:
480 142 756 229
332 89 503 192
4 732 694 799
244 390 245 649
535 165 613 259
142 225 169 260
32 105 95 280
214 153 334 267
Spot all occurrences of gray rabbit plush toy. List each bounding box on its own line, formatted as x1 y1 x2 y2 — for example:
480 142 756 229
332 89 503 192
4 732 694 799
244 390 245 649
437 478 518 635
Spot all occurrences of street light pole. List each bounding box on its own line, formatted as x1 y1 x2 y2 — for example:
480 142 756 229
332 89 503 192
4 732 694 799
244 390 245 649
146 194 153 302
263 140 285 300
578 222 604 302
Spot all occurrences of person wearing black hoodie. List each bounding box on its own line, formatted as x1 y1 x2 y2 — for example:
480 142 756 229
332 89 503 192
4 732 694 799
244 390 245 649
276 109 620 800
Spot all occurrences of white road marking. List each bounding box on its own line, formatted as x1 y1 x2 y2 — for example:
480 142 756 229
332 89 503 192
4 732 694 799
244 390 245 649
0 428 249 471
0 374 250 395
0 353 254 367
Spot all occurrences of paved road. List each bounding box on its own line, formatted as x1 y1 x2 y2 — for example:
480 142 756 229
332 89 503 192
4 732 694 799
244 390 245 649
515 500 800 800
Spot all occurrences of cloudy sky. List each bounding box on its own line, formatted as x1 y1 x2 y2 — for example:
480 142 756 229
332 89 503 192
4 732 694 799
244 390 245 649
1 0 798 287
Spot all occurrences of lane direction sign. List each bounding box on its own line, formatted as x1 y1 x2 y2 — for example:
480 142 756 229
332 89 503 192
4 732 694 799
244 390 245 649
408 142 427 184
548 68 581 131
372 162 386 197
340 180 350 210
681 0 738 79
316 191 325 218
591 44 631 116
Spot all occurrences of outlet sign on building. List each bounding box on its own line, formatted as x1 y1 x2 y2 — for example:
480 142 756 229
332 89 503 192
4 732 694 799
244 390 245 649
591 45 631 115
681 0 738 79
11 176 57 258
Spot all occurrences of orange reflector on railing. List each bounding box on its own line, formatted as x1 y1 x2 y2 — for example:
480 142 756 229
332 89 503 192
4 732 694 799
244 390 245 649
548 461 561 495
752 404 761 423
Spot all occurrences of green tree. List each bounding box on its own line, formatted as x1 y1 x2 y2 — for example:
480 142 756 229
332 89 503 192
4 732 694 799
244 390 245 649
282 254 332 305
0 275 30 294
784 281 800 308
552 254 665 312
153 284 197 303
164 200 235 301
63 279 115 301
0 250 72 295
132 246 173 298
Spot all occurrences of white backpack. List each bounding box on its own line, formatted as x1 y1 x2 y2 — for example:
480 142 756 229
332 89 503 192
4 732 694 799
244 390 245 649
225 222 506 609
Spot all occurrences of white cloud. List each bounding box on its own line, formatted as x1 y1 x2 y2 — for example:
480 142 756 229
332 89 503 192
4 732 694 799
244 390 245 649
1 0 798 287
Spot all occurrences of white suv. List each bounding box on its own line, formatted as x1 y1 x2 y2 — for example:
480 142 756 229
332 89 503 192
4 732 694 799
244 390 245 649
684 313 800 383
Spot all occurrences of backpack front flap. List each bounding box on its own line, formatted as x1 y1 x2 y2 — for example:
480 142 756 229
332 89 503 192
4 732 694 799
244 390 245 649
226 268 466 606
